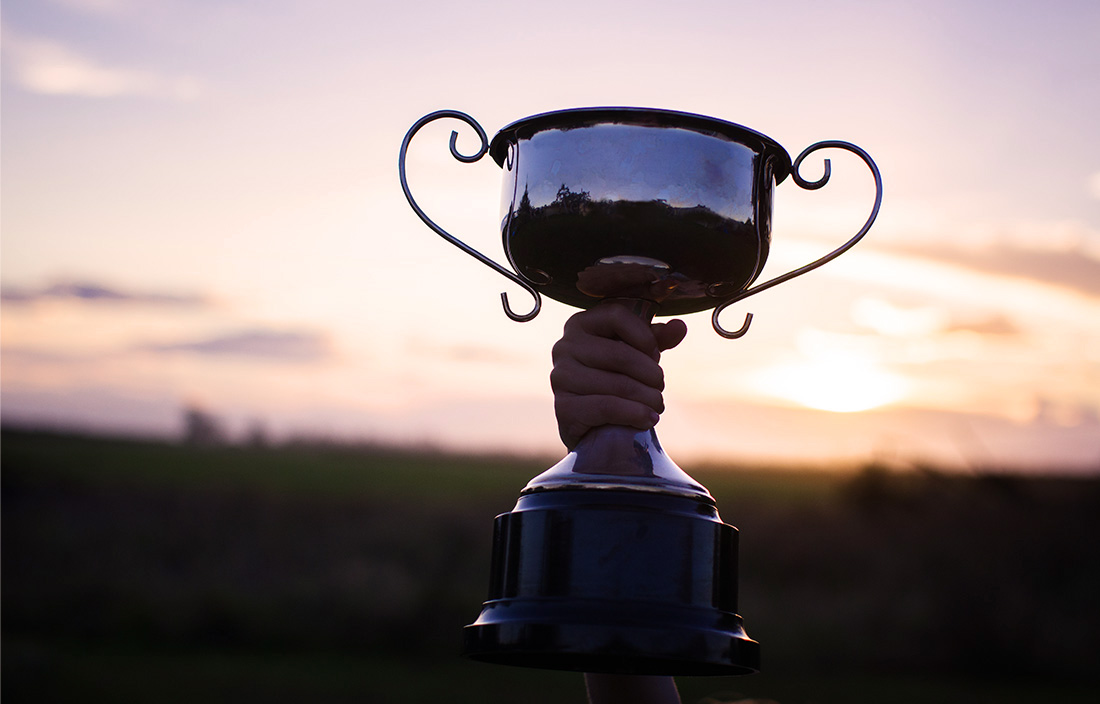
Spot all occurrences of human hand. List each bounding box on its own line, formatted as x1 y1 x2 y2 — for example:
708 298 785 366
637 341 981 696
550 303 687 451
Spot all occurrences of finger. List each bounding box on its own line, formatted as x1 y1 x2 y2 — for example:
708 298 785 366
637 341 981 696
552 335 665 390
565 305 662 359
555 394 661 450
550 358 666 413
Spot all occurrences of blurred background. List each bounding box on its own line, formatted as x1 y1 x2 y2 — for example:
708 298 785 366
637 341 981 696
2 0 1099 702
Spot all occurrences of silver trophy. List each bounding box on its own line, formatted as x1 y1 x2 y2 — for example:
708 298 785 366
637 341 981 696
400 107 881 675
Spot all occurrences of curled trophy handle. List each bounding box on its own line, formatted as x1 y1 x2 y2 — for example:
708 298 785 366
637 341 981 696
712 140 883 338
399 110 542 322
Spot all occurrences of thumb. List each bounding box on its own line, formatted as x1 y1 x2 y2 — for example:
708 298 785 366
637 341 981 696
651 319 687 353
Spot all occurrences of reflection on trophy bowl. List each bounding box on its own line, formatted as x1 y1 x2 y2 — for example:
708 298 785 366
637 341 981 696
490 108 793 315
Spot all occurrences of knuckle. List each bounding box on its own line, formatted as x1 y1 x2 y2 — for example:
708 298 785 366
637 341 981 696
610 375 639 400
549 359 581 391
550 338 573 362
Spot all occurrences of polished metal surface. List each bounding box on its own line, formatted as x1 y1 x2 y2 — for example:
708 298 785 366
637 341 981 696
400 107 882 333
495 112 788 316
521 425 712 501
463 489 759 676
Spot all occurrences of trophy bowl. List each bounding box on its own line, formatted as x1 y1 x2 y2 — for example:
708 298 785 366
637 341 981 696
491 108 791 316
399 107 881 675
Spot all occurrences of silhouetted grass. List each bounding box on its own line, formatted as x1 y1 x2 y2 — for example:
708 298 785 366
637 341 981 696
3 428 1098 703
0 428 547 500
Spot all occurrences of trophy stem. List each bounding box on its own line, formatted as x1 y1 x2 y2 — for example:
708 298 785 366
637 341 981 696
522 426 714 502
600 296 661 323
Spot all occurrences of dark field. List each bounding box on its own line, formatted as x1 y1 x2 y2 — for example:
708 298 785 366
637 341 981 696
3 428 1099 703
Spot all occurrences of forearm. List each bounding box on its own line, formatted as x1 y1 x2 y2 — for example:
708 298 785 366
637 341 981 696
584 674 681 704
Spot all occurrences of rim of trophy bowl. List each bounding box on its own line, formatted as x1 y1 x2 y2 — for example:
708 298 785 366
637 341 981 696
488 106 793 183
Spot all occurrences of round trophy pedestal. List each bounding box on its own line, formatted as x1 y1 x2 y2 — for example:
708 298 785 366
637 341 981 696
463 489 760 676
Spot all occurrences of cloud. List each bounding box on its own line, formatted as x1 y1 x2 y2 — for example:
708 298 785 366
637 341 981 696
48 0 133 14
939 243 1100 298
1 280 208 307
1 29 201 100
1090 171 1100 201
880 222 1100 299
0 346 102 364
944 313 1020 336
140 330 333 363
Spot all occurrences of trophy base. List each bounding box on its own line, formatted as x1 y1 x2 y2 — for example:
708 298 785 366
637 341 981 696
463 489 760 676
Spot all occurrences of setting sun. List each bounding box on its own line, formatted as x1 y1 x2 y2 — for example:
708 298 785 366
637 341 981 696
743 326 912 413
752 357 910 413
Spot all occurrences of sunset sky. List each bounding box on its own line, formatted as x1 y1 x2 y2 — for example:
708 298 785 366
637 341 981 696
3 0 1098 472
